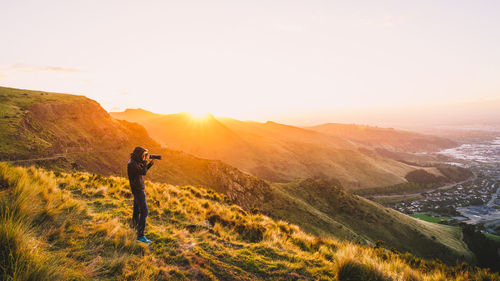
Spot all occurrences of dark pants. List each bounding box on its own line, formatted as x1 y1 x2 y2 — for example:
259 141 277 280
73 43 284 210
132 189 148 238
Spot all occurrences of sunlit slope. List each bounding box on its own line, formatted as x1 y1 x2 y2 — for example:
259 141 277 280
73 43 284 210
2 163 496 281
110 108 162 123
306 123 456 153
112 110 249 161
111 109 420 189
138 112 255 163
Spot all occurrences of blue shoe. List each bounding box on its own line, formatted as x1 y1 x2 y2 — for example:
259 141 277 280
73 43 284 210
137 236 152 243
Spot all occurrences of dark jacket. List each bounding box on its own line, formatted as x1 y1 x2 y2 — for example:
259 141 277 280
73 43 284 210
127 146 153 192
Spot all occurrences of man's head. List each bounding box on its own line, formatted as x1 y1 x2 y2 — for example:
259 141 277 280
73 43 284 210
131 146 148 162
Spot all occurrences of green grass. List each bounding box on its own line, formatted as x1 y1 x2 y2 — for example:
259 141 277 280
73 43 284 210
411 214 452 225
1 162 497 280
484 233 500 242
371 194 425 205
0 86 87 156
354 165 472 198
353 182 439 196
412 214 442 223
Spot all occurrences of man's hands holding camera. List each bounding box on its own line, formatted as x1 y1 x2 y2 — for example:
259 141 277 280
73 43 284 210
142 152 155 164
141 151 161 167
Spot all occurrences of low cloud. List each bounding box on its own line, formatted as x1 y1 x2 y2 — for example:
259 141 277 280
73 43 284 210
272 23 305 33
353 12 412 27
44 66 81 72
11 64 81 73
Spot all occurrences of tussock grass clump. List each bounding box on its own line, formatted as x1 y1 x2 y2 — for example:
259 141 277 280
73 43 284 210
0 214 63 281
0 164 85 280
336 259 391 281
0 162 498 280
206 211 265 243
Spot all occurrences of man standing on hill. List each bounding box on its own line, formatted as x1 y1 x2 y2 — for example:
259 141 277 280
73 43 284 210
127 146 155 243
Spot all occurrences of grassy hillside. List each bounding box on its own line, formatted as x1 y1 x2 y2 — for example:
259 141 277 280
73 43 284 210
111 109 422 189
0 86 158 160
1 163 498 280
260 179 475 265
0 86 95 157
354 165 474 197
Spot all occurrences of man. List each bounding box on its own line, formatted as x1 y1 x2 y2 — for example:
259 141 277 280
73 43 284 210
127 146 155 243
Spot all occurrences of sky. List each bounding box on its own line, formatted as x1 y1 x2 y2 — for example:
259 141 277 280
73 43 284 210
1 0 499 128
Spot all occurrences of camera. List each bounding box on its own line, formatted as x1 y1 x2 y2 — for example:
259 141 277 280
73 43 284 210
146 153 162 160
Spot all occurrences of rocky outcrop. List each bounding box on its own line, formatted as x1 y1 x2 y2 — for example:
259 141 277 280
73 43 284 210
205 161 272 209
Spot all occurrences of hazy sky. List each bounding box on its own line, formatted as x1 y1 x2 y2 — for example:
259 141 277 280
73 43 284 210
1 0 499 127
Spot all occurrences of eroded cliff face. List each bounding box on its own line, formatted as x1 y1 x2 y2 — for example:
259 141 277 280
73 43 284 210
19 99 158 155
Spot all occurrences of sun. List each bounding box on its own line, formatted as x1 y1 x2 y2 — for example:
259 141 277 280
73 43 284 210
187 111 212 121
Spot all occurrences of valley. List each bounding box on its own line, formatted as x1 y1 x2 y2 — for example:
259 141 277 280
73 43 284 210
375 137 500 237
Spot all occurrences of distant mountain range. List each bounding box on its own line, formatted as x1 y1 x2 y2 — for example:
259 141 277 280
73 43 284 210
110 108 456 189
305 123 456 152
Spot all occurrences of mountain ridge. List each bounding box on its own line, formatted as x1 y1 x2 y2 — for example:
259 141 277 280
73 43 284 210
305 122 457 152
111 109 433 189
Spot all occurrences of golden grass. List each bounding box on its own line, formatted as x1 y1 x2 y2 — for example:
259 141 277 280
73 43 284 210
0 162 497 280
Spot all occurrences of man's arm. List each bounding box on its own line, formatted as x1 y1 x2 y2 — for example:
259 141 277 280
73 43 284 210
130 160 148 176
146 160 154 170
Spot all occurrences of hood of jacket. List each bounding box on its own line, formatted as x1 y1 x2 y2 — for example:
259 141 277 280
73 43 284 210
131 146 147 162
